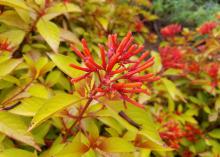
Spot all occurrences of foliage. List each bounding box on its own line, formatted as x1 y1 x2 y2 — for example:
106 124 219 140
152 0 220 26
0 0 220 157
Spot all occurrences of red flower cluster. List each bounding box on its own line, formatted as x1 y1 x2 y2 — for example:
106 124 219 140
187 62 200 73
206 63 219 88
183 123 202 142
207 63 219 79
70 32 159 108
198 21 217 35
160 24 182 37
159 121 184 149
159 46 185 70
135 20 144 33
0 39 12 52
182 149 193 157
158 117 203 149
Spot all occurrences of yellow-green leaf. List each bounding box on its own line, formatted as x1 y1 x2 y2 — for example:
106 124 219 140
0 148 36 157
99 137 134 153
29 93 82 131
36 18 60 52
0 58 22 77
0 10 28 30
48 53 83 78
0 0 30 11
0 29 25 46
209 129 220 139
43 2 81 20
161 78 186 102
28 83 50 99
0 111 40 150
10 97 46 116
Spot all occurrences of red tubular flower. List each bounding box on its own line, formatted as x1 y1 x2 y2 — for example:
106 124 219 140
207 63 219 79
183 123 202 142
0 39 12 52
187 62 200 73
198 21 217 35
135 20 144 33
159 121 184 149
159 46 184 70
182 149 193 157
69 32 158 108
160 24 182 37
206 63 219 88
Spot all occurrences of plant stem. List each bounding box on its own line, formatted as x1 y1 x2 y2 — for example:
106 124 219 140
67 95 94 134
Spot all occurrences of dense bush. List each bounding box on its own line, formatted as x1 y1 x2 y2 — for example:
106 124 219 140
152 0 220 26
0 0 219 157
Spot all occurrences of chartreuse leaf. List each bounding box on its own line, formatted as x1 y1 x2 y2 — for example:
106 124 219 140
0 111 40 150
39 136 65 157
55 132 88 157
15 7 30 24
43 2 81 20
60 28 80 45
0 0 30 11
83 118 99 139
10 97 46 116
0 0 33 24
161 78 186 102
97 17 108 30
28 83 50 99
29 93 83 131
0 58 22 77
124 104 163 145
32 122 51 144
151 51 162 73
0 148 36 157
36 18 60 52
0 29 25 46
0 10 28 30
45 70 62 87
97 101 169 150
48 53 83 78
82 149 96 157
209 129 220 139
99 137 134 153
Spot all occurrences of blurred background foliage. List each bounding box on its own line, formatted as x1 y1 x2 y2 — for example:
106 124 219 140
0 0 220 156
152 0 220 26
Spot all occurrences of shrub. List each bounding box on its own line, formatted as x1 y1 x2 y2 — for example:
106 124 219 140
0 0 220 157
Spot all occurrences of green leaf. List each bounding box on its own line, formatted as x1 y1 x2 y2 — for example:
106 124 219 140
97 17 108 30
0 58 22 77
60 28 80 45
43 2 81 20
99 137 134 153
48 53 83 78
124 104 163 145
0 29 25 46
97 103 169 150
151 51 162 73
10 97 46 116
54 133 88 157
161 78 186 102
209 129 220 139
0 10 28 30
32 122 51 144
28 83 50 99
0 0 30 11
39 136 65 157
45 70 62 87
0 148 36 157
36 18 60 52
0 111 40 150
29 93 82 131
